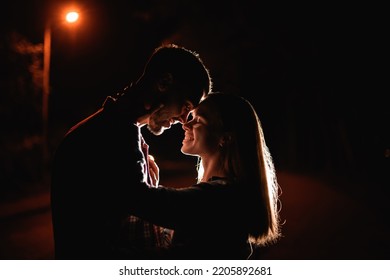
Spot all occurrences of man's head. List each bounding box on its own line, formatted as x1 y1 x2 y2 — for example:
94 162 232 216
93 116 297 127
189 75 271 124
137 44 212 135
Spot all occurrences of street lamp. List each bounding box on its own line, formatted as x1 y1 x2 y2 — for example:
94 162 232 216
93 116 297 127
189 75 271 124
42 9 80 164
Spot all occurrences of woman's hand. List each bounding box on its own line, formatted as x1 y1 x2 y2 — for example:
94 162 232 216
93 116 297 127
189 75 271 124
148 154 159 187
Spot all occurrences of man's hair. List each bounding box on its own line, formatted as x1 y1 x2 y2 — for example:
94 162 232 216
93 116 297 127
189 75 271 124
143 44 212 105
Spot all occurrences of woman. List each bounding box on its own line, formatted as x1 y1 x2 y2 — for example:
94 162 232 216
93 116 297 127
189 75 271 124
130 92 281 259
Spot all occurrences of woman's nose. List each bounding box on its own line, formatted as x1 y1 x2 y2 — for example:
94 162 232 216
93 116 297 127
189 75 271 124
182 121 190 130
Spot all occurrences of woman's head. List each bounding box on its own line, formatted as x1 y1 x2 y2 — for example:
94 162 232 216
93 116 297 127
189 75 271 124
182 92 281 246
182 93 264 179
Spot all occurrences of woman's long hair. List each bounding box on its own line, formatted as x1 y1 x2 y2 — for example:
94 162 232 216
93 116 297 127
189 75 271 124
197 93 281 246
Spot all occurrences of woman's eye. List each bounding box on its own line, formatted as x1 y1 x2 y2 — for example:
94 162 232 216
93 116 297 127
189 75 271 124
191 116 200 123
192 117 204 127
185 112 203 126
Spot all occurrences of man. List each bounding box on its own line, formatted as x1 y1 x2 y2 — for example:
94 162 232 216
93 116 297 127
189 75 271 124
50 44 212 259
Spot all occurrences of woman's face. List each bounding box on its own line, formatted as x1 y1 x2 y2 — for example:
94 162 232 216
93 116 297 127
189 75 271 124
181 102 221 157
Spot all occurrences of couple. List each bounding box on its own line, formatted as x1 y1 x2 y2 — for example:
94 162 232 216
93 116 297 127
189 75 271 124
50 44 281 260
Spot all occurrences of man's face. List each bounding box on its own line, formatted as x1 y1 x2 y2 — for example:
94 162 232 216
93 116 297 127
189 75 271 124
147 100 193 135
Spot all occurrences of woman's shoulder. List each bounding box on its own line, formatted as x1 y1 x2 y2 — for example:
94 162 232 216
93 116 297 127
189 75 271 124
195 177 237 190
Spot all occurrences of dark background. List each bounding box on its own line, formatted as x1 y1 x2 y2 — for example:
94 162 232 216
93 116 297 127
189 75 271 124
0 0 388 260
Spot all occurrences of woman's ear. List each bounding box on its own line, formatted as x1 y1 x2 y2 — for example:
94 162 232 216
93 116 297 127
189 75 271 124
157 72 173 93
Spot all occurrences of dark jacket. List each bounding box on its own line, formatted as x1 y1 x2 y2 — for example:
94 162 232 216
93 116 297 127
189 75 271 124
51 97 147 259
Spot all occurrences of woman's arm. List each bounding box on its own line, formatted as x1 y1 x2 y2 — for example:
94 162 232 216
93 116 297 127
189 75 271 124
129 183 217 230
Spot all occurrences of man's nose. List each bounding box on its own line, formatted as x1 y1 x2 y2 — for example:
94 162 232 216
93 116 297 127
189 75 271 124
176 113 187 124
177 105 191 124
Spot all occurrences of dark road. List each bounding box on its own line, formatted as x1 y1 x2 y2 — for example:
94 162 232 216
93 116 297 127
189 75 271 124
1 171 388 260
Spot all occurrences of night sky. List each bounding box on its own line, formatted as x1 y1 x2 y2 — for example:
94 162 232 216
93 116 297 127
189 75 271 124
3 0 387 179
0 0 389 261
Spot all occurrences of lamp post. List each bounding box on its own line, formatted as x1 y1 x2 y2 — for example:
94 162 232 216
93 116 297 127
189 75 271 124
42 20 51 164
42 10 79 164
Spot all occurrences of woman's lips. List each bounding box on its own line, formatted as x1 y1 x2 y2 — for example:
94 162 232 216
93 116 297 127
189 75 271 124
183 134 194 142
